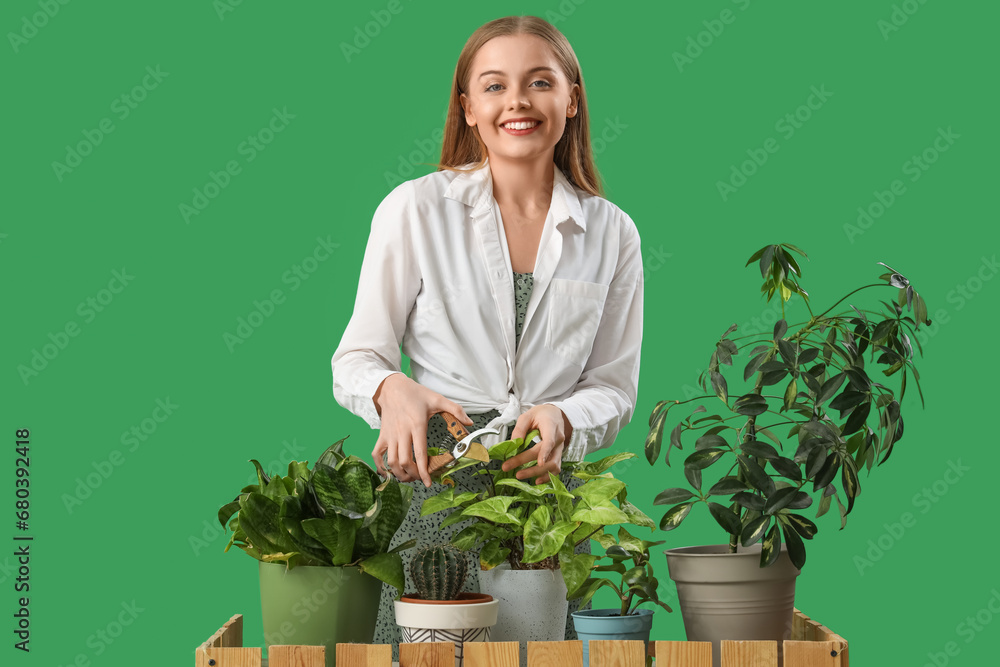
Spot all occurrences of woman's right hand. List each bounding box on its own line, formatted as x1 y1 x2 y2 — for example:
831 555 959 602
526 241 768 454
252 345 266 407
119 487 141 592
371 373 473 487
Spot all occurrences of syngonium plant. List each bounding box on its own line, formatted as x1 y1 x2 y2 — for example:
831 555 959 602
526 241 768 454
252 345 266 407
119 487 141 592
218 437 416 597
645 244 931 570
564 527 674 617
420 430 656 599
421 430 656 597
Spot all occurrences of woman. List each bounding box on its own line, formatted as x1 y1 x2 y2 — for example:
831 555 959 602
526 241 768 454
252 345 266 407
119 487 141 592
331 15 643 651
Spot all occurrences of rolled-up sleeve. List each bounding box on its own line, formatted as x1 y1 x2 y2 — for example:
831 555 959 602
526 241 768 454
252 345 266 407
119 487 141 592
331 181 420 429
550 211 644 462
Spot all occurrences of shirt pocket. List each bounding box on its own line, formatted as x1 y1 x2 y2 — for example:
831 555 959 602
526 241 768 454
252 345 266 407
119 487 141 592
544 278 609 366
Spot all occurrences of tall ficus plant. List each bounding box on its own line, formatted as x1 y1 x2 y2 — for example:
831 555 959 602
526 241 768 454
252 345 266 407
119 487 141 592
645 244 931 570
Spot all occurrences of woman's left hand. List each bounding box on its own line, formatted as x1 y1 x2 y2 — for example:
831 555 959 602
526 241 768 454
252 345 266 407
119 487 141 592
502 404 573 484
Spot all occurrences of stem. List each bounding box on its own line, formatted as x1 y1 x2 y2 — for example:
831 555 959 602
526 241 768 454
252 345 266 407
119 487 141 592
622 590 635 616
574 526 603 549
816 284 886 320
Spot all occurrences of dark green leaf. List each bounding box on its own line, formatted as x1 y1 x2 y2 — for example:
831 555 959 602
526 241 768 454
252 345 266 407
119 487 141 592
784 513 818 539
741 515 769 547
644 409 666 465
830 390 867 411
734 394 768 416
760 524 782 567
786 492 813 510
737 455 775 495
744 353 767 382
684 466 702 490
685 449 725 471
733 492 765 512
708 476 749 496
842 462 860 514
805 448 828 479
710 371 728 404
695 434 728 451
773 320 788 341
817 373 847 405
759 245 776 279
742 440 780 460
708 503 741 536
812 456 840 491
777 339 797 365
659 503 693 531
843 402 872 435
763 487 799 515
653 487 695 505
782 379 798 412
770 456 802 482
781 521 806 570
760 369 788 386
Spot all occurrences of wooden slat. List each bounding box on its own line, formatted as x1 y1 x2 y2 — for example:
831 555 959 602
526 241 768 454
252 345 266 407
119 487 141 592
269 645 325 667
653 641 713 667
784 640 843 667
588 640 644 666
195 647 261 667
399 642 453 667
527 640 582 667
464 641 519 667
791 608 849 665
198 614 245 650
721 640 777 667
335 643 391 667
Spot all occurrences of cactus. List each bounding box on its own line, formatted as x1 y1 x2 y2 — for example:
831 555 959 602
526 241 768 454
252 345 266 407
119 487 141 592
409 545 468 600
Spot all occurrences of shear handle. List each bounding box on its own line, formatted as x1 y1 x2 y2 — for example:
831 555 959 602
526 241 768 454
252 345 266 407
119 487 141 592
427 411 470 476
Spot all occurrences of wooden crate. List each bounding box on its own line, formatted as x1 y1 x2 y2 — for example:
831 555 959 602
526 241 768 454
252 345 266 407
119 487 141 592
195 608 848 667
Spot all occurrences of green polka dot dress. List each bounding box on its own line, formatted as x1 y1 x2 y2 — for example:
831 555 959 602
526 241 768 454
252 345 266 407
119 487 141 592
372 272 591 658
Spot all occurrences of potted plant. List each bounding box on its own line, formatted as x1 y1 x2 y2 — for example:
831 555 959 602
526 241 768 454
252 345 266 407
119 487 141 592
567 527 673 667
217 437 415 667
421 430 654 665
393 544 499 667
644 244 931 665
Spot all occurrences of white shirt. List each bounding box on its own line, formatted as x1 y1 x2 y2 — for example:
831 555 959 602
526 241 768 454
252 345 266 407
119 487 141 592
331 158 643 461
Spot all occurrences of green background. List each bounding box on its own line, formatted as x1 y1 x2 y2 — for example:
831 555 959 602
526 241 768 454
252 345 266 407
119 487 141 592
3 0 997 665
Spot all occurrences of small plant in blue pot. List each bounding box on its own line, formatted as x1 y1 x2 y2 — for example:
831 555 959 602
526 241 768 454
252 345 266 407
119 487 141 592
565 527 673 667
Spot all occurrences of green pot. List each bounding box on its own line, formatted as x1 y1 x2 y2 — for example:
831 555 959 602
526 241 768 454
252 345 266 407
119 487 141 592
258 561 382 667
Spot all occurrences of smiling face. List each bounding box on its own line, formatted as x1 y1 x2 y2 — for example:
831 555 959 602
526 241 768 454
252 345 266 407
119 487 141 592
460 33 580 164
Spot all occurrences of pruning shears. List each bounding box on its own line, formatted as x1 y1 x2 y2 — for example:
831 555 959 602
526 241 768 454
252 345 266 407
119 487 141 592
426 411 495 476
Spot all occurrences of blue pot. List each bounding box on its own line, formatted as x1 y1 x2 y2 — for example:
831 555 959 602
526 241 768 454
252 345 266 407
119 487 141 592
571 608 654 666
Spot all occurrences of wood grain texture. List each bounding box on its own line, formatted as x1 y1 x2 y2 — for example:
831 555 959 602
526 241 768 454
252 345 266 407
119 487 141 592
197 614 245 650
269 645 325 667
784 640 843 667
427 453 455 476
194 647 261 667
589 640 645 667
334 643 391 667
652 641 712 667
527 640 583 667
464 641 519 667
720 640 777 667
399 642 453 667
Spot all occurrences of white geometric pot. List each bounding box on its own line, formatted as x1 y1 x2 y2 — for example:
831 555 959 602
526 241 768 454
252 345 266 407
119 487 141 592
393 593 499 667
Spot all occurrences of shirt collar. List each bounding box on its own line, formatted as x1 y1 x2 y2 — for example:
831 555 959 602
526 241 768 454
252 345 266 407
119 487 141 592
443 157 587 232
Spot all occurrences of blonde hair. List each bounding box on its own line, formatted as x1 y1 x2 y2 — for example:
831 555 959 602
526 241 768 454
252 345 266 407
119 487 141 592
433 16 604 197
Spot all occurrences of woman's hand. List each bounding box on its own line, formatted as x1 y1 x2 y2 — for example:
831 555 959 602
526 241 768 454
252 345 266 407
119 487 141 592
501 404 573 484
371 373 473 487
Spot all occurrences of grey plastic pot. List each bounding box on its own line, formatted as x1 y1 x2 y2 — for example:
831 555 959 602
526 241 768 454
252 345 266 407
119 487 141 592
664 545 800 667
258 562 382 667
571 608 654 667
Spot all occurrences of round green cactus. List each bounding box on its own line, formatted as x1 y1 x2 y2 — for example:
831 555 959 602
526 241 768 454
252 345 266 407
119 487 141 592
409 545 468 600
